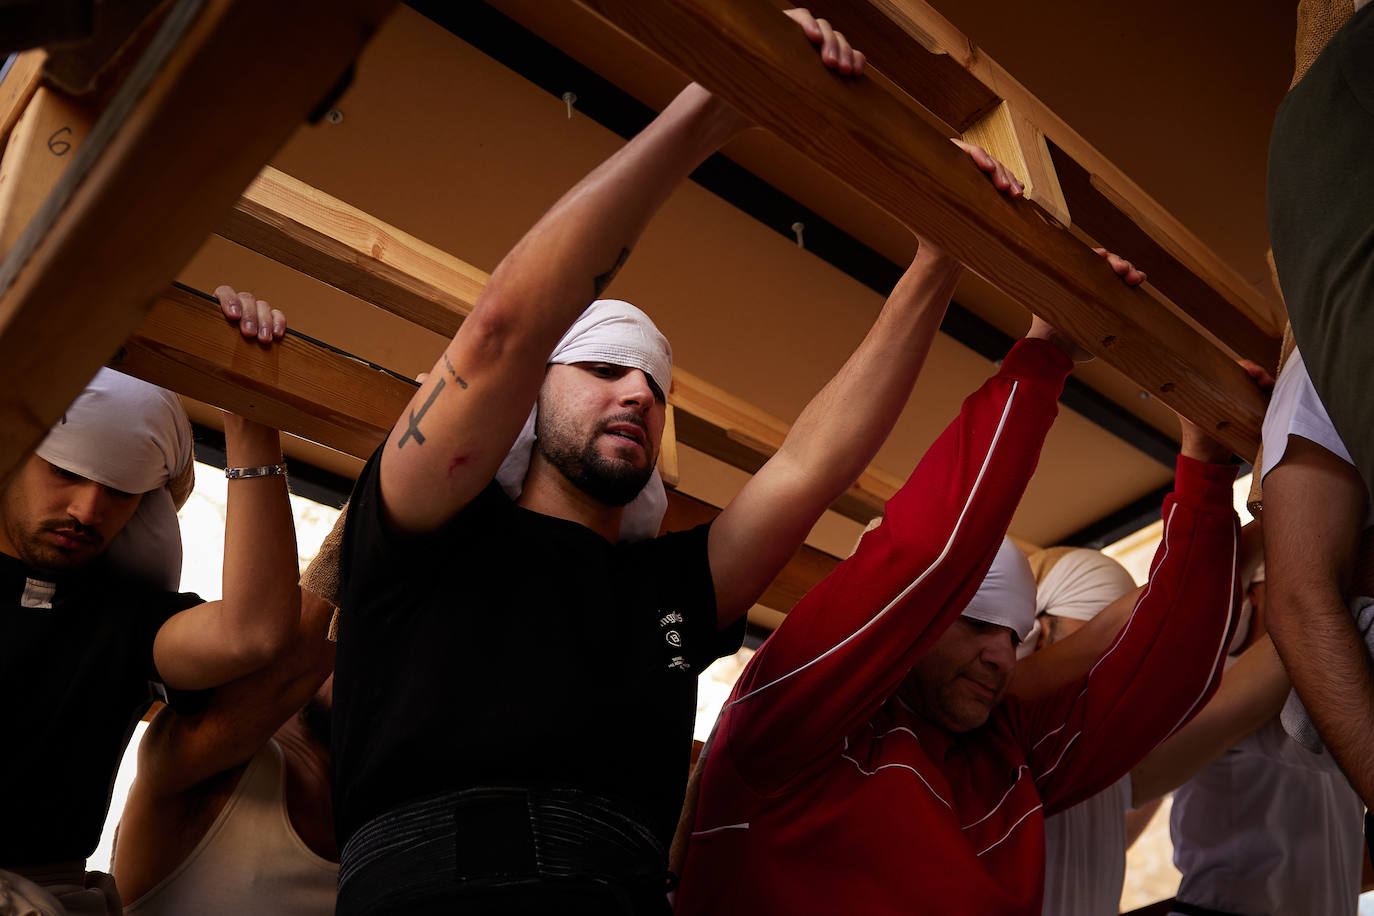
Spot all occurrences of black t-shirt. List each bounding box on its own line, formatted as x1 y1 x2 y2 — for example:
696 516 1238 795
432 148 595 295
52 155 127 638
0 553 203 865
332 449 743 852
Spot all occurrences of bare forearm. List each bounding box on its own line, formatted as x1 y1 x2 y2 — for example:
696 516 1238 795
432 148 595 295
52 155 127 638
221 413 299 660
1269 585 1374 805
772 249 961 494
1130 636 1288 805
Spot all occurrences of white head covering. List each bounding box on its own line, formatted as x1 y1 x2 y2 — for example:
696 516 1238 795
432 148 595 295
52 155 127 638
961 537 1037 645
1022 547 1136 659
34 368 193 589
1034 548 1137 623
494 299 672 542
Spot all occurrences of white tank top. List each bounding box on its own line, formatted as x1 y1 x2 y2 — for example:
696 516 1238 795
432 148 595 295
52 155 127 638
1040 774 1131 916
124 740 337 916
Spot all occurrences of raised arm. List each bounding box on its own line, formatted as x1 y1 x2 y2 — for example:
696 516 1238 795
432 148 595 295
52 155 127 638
1129 634 1289 806
708 144 1026 624
152 288 301 691
116 590 337 901
717 329 1078 793
1009 585 1141 702
378 11 864 534
1022 420 1241 814
1263 435 1374 805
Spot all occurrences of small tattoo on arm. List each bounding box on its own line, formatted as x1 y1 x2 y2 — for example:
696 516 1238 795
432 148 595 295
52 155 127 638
398 377 446 448
592 247 631 298
441 353 469 389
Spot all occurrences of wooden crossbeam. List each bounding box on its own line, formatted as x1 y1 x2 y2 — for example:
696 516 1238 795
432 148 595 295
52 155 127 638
803 0 1282 369
572 0 1267 458
0 0 398 489
118 285 414 458
219 166 896 521
117 284 838 616
0 51 44 149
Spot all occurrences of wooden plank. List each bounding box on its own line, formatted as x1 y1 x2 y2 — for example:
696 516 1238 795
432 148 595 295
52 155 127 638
0 50 44 149
0 87 93 257
795 0 997 133
812 0 1284 351
0 0 399 489
120 288 838 617
223 165 487 336
117 285 414 457
219 166 899 522
571 0 1266 457
1045 140 1282 372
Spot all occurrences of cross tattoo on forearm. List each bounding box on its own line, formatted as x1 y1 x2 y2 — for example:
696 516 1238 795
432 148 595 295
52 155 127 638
398 377 446 448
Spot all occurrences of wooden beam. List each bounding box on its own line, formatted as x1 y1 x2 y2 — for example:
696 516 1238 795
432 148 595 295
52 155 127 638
0 87 92 256
0 50 44 149
117 285 413 458
118 284 838 617
804 0 1283 365
223 165 488 336
219 166 895 522
571 0 1266 457
0 0 398 489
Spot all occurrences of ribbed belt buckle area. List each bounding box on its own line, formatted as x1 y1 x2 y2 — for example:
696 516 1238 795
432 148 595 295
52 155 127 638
451 788 540 886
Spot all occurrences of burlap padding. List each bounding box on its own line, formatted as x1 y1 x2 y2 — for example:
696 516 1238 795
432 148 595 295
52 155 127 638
1292 0 1356 88
299 505 348 641
167 440 196 510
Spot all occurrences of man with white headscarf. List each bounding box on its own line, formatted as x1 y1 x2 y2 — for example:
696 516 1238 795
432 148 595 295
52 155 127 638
327 10 1038 913
673 310 1246 914
0 288 302 914
1028 548 1141 916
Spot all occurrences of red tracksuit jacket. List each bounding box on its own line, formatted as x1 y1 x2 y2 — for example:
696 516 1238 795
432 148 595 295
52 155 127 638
676 339 1239 915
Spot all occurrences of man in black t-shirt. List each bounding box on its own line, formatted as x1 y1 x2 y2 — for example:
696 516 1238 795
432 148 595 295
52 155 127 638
0 287 303 914
331 10 1036 914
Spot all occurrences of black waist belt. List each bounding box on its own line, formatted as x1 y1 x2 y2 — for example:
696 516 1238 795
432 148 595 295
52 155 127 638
338 786 667 914
1171 902 1244 916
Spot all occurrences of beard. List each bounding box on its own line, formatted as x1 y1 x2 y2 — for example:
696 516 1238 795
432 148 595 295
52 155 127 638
2 514 103 576
535 405 655 508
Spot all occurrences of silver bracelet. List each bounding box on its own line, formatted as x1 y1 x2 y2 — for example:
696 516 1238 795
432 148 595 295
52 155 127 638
224 463 288 479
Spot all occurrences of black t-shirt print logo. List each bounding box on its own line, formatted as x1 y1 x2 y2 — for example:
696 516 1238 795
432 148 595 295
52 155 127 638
659 609 689 670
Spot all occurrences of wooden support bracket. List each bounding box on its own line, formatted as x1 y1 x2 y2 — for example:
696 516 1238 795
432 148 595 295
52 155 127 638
572 0 1266 457
962 99 1070 229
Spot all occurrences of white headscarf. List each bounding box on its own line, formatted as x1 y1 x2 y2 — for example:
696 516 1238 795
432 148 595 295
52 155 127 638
961 537 1037 645
1034 548 1138 623
34 368 193 589
1022 547 1136 658
494 299 673 542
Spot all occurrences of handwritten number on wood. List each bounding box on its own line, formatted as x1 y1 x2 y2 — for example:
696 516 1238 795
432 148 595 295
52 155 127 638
47 127 73 156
